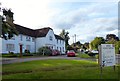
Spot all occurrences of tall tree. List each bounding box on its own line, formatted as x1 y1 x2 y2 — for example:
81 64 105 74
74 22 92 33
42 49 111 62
71 41 82 48
59 29 65 38
59 29 70 50
115 41 120 54
90 37 105 50
1 8 18 40
106 34 119 41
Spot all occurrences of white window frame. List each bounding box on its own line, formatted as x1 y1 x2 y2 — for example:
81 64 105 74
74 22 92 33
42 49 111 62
20 35 22 41
49 36 53 41
6 44 15 51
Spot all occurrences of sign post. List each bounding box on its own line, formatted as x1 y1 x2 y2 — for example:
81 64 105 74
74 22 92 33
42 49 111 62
98 44 116 79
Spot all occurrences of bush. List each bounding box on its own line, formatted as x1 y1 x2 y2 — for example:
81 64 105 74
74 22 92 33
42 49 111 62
9 52 14 55
24 49 30 54
37 46 52 56
2 53 18 57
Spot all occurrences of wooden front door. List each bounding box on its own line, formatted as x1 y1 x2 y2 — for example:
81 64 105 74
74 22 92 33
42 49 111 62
20 44 22 57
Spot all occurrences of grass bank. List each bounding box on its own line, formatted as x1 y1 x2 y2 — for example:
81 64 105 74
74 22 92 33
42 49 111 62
76 53 98 59
2 59 119 79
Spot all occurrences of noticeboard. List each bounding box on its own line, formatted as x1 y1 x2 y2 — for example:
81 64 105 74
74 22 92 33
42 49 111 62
99 44 116 67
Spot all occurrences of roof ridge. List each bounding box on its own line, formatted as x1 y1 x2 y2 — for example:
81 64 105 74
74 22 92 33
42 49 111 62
15 24 52 37
35 27 52 31
15 24 34 31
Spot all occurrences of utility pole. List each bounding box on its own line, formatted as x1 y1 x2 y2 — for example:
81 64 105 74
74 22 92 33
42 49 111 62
75 34 76 43
72 36 74 44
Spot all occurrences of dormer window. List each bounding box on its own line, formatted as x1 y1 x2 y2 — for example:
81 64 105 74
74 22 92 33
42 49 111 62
49 36 53 41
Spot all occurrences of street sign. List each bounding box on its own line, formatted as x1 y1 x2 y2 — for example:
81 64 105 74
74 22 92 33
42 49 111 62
99 44 116 67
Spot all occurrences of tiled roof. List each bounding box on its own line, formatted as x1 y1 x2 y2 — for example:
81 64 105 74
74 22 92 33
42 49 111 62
15 24 35 37
55 34 64 40
35 28 52 37
15 24 52 37
15 24 63 40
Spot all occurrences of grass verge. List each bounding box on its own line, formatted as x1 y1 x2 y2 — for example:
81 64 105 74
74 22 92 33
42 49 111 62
2 59 119 79
77 53 98 59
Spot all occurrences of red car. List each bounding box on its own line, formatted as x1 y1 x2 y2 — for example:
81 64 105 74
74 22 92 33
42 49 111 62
67 50 76 57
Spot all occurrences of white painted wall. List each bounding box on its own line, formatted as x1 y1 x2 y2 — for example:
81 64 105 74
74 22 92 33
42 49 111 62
36 29 56 52
1 34 35 54
55 39 65 54
1 29 65 54
36 37 46 52
18 34 35 53
36 29 65 54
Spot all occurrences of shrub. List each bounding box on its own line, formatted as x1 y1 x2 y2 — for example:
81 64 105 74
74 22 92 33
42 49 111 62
37 46 52 56
2 53 18 57
24 49 30 54
8 51 14 55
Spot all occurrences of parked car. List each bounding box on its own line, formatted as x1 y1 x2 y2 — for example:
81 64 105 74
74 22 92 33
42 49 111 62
84 50 90 54
91 50 98 54
88 50 98 56
52 49 60 56
67 50 76 57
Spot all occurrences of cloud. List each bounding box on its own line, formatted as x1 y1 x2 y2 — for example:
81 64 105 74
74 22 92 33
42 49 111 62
49 2 118 44
1 0 53 29
1 0 118 44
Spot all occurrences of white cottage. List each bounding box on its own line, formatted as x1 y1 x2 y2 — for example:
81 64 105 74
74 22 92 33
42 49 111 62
1 24 65 54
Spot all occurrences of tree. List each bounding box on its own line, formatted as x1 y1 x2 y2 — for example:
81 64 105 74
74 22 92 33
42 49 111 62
105 34 119 44
106 34 119 41
71 41 82 48
59 29 70 50
90 37 105 50
106 38 117 44
83 42 89 50
115 41 120 54
59 29 65 38
1 8 18 40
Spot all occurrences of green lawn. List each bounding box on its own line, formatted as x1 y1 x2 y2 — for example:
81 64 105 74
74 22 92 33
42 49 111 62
2 59 119 79
76 53 98 59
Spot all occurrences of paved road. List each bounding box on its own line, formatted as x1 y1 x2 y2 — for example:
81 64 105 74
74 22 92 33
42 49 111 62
1 55 97 64
1 54 120 64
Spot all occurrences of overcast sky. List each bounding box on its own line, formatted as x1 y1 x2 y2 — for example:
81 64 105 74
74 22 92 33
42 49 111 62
0 0 119 44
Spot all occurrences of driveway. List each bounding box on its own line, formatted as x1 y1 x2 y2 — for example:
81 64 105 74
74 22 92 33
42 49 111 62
1 54 120 64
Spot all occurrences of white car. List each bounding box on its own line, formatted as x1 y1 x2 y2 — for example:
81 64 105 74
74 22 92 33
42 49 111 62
91 50 98 53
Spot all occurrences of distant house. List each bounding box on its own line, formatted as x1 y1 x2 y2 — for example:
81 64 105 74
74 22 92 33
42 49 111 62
1 24 65 54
